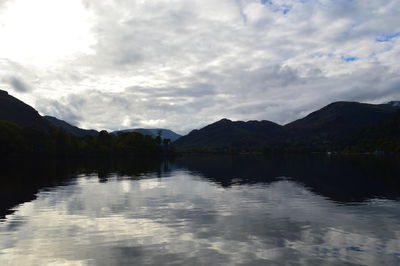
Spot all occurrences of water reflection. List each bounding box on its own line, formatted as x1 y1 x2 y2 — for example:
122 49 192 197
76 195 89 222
180 155 400 202
0 158 167 219
0 155 399 265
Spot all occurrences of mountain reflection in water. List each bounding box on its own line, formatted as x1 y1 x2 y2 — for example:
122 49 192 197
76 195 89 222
0 155 399 265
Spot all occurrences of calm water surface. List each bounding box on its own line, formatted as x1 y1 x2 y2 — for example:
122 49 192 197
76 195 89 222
0 155 400 265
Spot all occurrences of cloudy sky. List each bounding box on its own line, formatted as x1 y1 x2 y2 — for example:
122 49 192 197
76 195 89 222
0 0 399 133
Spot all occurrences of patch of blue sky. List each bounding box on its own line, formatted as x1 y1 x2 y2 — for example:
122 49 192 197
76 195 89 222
281 5 292 14
313 53 359 62
375 32 400 42
347 246 364 252
260 0 293 14
368 46 392 60
341 56 359 62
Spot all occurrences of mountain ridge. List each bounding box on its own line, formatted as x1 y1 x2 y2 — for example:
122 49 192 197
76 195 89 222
174 118 287 149
1 89 399 153
283 101 399 140
175 101 400 151
0 89 51 131
44 116 98 137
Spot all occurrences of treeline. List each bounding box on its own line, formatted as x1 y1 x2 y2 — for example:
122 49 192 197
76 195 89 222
0 120 173 157
177 117 400 155
177 139 400 155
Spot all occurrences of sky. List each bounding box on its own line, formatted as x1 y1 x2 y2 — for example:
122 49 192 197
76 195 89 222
0 0 399 134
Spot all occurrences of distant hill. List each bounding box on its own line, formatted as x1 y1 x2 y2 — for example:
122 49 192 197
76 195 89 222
0 90 51 131
284 101 400 141
44 116 98 137
175 101 400 152
113 128 181 141
174 118 286 150
352 110 400 148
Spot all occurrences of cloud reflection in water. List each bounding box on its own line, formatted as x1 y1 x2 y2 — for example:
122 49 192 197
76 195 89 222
0 169 399 265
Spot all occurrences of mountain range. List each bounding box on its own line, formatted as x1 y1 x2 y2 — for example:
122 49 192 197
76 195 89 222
0 89 180 140
175 101 400 152
1 89 399 153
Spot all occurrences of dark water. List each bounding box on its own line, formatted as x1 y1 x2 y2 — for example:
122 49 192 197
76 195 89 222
0 155 400 265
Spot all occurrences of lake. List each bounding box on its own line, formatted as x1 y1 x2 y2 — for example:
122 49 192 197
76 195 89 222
0 155 400 265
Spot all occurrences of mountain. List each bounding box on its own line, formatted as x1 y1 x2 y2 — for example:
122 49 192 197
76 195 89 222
44 116 98 137
354 110 400 144
0 90 51 131
174 118 286 150
0 90 97 136
113 128 181 141
284 101 400 141
175 101 400 152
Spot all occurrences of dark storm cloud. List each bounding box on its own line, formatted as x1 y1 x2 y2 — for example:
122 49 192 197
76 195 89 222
8 76 31 93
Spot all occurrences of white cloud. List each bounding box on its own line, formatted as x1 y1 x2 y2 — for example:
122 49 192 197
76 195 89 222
0 0 399 133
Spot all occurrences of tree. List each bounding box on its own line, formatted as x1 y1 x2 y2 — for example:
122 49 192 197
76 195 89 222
155 129 163 145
